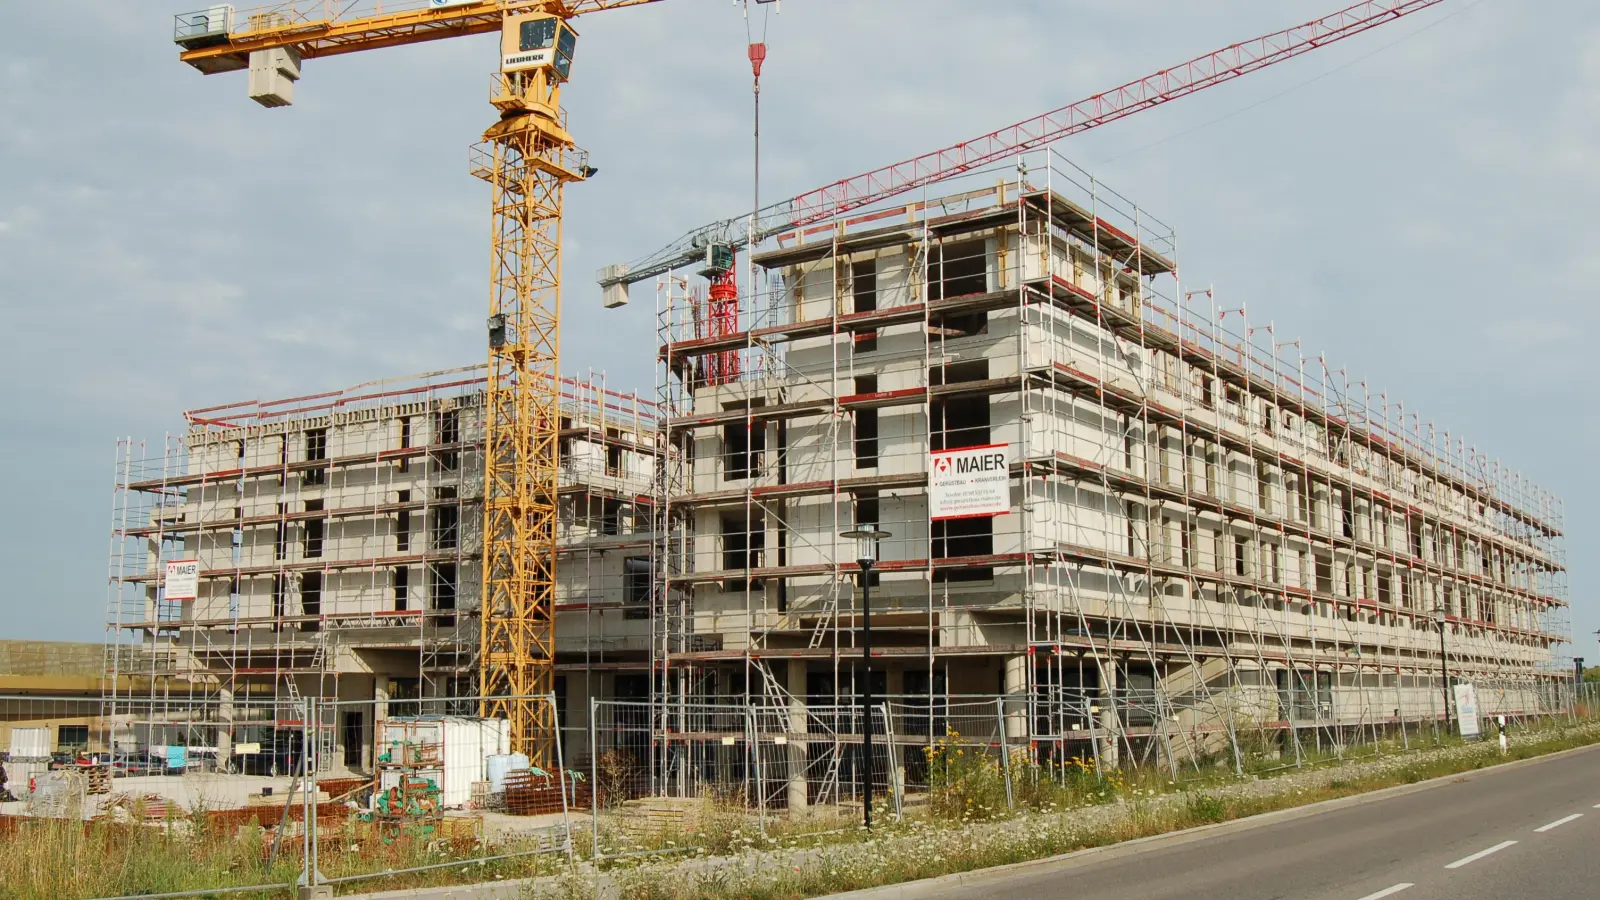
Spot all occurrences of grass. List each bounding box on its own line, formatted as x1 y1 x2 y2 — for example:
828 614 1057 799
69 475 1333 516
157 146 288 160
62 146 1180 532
4 717 1595 899
0 804 567 900
530 719 1600 900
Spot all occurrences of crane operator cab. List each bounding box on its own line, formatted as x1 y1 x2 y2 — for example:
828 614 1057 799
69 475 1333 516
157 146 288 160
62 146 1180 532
492 11 578 123
501 13 577 81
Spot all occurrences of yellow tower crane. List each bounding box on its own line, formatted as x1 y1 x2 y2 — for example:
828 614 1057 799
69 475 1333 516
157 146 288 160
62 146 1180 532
171 0 667 764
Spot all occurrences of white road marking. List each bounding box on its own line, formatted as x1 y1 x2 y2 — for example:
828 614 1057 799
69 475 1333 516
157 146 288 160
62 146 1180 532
1535 813 1583 833
1445 840 1518 869
1354 884 1414 900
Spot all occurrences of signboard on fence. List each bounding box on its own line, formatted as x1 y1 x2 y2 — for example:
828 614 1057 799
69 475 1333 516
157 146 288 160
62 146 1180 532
1455 682 1481 739
930 443 1011 520
164 559 200 601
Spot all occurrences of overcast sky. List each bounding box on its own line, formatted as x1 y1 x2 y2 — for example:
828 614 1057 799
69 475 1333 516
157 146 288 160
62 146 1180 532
2 0 1593 662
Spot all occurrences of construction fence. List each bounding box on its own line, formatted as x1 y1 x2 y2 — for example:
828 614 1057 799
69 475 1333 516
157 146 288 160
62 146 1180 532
2 682 1596 898
0 693 572 900
577 675 1594 863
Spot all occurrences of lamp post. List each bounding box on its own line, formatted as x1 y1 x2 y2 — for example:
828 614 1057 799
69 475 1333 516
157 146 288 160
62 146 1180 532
842 526 891 829
1434 603 1451 733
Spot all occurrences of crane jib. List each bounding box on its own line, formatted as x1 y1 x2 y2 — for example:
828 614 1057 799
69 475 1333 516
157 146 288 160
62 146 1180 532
604 0 1445 290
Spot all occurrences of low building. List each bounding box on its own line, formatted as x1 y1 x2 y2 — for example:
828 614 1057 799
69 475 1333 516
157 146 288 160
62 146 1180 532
107 368 657 771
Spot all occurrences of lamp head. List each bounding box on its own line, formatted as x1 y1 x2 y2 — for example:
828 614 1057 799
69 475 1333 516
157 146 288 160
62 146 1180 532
841 527 891 571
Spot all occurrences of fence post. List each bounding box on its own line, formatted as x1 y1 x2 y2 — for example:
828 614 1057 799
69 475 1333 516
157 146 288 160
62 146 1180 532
995 698 1013 813
551 693 574 866
1428 676 1440 744
590 697 601 868
298 696 329 899
1155 691 1179 781
880 703 902 821
1224 694 1243 778
746 705 767 836
1086 695 1104 773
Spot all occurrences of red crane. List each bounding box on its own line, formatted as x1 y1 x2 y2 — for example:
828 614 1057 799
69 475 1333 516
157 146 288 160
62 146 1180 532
599 0 1444 300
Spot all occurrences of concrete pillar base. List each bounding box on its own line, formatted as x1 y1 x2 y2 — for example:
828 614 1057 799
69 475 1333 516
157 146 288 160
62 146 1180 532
786 659 809 812
1004 654 1028 742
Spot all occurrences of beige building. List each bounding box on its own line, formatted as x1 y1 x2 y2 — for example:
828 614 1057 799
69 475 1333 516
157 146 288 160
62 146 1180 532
106 164 1571 780
107 368 658 770
649 161 1569 768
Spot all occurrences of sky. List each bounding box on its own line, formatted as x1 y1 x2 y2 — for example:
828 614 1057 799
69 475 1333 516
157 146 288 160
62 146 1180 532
1 0 1594 661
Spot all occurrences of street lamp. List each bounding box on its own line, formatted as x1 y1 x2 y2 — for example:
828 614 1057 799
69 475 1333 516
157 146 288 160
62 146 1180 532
1433 603 1451 732
842 526 891 829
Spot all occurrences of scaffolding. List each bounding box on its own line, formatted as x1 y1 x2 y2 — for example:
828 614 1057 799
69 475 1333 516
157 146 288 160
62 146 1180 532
651 147 1570 777
104 366 660 772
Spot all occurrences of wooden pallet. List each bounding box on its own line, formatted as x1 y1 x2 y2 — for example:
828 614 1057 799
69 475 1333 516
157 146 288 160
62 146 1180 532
83 765 110 796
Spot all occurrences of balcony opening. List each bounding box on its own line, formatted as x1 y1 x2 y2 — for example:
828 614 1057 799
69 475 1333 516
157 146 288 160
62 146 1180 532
933 515 993 583
853 375 879 469
721 514 765 593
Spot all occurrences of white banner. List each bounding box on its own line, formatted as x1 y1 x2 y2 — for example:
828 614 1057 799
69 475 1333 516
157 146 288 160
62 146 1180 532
930 444 1011 520
1454 682 1480 739
164 559 200 602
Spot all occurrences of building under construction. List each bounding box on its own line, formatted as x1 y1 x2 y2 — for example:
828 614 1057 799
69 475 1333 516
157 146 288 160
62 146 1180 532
648 154 1570 769
107 157 1570 779
106 367 659 772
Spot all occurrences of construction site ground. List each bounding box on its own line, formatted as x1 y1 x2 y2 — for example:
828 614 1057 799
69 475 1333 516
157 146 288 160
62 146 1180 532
324 720 1600 900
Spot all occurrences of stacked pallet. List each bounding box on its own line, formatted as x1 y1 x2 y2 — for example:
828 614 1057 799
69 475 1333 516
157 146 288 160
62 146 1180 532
83 765 111 796
613 798 695 837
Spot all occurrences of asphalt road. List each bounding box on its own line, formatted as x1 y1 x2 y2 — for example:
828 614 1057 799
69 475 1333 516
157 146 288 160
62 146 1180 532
865 744 1600 900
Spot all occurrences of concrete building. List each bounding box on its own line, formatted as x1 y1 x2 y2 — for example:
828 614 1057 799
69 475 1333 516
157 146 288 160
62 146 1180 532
107 367 658 771
107 161 1570 784
651 159 1570 771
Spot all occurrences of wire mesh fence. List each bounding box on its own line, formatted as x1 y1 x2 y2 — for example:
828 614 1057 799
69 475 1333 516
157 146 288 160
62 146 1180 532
0 681 1594 898
0 693 570 900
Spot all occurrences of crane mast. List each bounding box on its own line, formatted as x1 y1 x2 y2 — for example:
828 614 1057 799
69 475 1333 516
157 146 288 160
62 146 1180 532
476 20 588 764
172 0 637 762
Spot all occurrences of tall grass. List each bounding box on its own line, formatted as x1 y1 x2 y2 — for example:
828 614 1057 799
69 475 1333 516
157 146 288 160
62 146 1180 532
7 718 1597 899
0 804 298 900
0 803 567 900
533 721 1600 900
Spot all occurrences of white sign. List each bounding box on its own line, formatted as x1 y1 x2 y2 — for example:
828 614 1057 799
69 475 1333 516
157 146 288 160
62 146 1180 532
164 559 200 602
502 48 554 72
930 443 1011 520
1454 682 1480 739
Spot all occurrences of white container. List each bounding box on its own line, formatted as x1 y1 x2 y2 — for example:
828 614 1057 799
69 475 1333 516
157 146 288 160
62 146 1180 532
4 761 46 797
7 727 50 759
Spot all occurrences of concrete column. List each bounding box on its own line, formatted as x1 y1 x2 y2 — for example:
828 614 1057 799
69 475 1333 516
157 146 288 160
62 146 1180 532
218 686 235 772
592 672 616 767
1004 654 1029 742
1099 659 1121 768
786 659 808 812
374 675 390 723
571 671 595 766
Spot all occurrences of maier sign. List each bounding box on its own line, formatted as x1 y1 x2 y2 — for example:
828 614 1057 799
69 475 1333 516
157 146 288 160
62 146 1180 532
164 559 200 602
930 444 1011 520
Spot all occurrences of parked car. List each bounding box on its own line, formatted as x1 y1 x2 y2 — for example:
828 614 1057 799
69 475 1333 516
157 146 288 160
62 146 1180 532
109 753 164 778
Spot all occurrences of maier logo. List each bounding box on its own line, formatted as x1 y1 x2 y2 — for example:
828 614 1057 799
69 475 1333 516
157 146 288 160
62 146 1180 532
930 444 1011 520
952 452 1005 474
164 559 200 602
